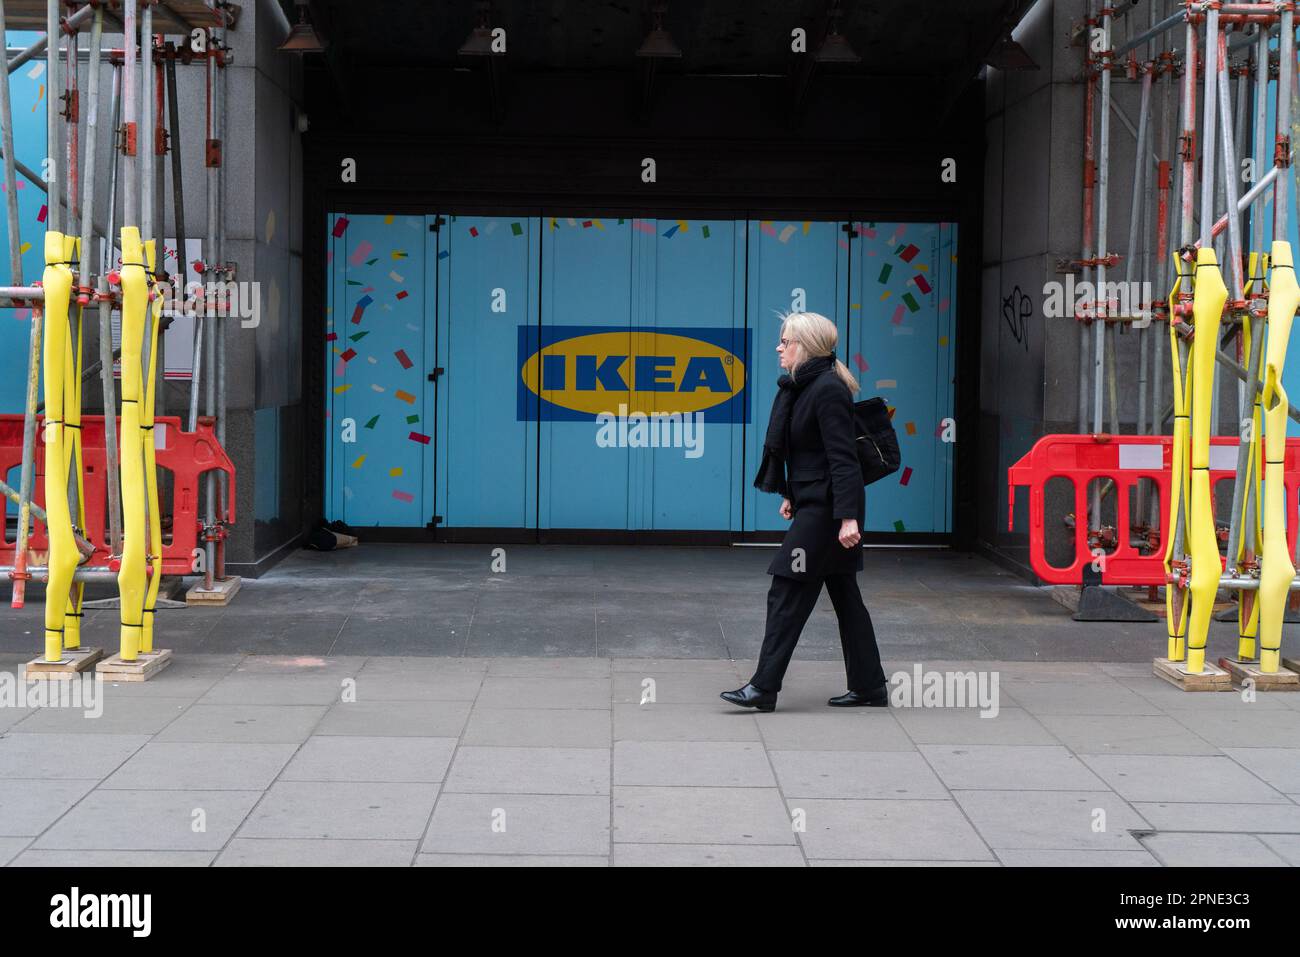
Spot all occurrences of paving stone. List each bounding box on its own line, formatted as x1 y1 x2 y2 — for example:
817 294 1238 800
791 798 994 861
476 676 611 710
484 657 611 678
463 708 611 748
33 789 261 850
1132 801 1300 833
1035 713 1221 755
0 837 28 865
891 707 1058 745
921 744 1107 790
771 750 949 800
1222 748 1300 793
239 781 439 840
416 853 608 867
751 712 916 751
612 786 794 845
613 672 742 705
346 672 483 702
0 732 149 780
613 844 806 866
1256 833 1300 865
281 736 457 783
613 741 775 788
313 700 470 737
993 849 1160 866
422 793 610 856
610 658 742 674
444 747 610 794
216 838 417 867
953 790 1152 850
11 849 215 866
357 657 489 675
155 704 327 743
1080 754 1290 804
810 859 1001 867
1140 832 1291 867
994 680 1165 716
1163 708 1300 749
101 742 299 790
199 674 354 706
12 697 192 735
613 703 760 742
0 779 96 837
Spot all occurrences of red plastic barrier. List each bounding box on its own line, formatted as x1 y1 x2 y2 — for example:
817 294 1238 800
0 414 235 576
1007 433 1300 585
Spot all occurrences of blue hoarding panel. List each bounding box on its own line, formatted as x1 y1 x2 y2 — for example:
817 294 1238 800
437 215 538 528
324 213 431 527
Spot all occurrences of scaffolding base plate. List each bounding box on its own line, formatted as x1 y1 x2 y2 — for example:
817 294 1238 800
1218 657 1300 691
22 647 105 680
185 576 242 606
96 649 174 682
1153 657 1232 691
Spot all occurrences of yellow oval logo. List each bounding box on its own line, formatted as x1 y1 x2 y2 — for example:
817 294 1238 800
521 330 746 416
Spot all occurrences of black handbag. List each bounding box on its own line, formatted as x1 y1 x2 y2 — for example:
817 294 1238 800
853 397 901 486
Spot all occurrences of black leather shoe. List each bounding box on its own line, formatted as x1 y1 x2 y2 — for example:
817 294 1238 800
827 685 889 707
720 683 777 712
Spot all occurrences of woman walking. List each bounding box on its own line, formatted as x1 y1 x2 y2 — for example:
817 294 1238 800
721 312 888 713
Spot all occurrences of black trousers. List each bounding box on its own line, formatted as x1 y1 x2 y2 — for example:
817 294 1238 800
750 572 886 694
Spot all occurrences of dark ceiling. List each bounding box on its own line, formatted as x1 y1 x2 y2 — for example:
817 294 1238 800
294 0 1032 78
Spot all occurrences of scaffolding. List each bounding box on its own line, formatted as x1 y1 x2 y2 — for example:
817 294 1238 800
1068 0 1300 686
0 0 238 676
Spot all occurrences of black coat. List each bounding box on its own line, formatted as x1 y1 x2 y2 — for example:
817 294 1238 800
765 367 865 581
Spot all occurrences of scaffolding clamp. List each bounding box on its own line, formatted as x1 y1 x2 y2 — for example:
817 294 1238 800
119 121 137 157
1276 135 1293 169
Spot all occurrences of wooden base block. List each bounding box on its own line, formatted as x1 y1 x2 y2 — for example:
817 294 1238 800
185 576 242 606
22 647 105 680
1218 657 1300 691
96 649 174 682
1153 657 1232 691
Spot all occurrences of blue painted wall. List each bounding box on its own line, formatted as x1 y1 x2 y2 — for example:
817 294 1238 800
1 31 51 416
324 213 959 534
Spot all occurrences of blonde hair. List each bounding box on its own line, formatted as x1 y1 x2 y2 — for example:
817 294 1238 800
780 311 859 394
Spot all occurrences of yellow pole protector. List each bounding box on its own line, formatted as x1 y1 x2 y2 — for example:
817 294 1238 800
64 236 87 650
40 232 76 663
141 240 163 654
1164 251 1193 659
1259 241 1299 674
1186 247 1228 674
1233 299 1262 660
117 227 148 661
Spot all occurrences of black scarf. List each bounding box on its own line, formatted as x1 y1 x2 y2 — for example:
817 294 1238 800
753 354 836 495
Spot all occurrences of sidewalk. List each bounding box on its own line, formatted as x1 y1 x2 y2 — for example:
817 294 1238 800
1 652 1298 866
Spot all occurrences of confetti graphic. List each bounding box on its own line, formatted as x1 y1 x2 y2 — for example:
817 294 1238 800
394 349 413 370
347 239 372 266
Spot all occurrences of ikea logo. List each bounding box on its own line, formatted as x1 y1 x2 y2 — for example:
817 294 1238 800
517 325 751 422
